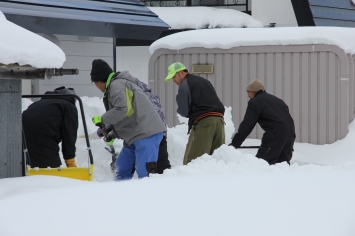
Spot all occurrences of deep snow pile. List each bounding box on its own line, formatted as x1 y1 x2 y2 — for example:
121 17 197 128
21 97 355 182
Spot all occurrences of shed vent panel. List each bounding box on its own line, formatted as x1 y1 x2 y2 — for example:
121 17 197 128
192 65 214 74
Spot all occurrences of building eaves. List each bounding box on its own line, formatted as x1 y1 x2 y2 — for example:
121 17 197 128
0 0 169 40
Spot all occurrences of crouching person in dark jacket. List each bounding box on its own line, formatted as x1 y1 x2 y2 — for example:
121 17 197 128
230 80 296 165
22 86 78 168
91 59 166 180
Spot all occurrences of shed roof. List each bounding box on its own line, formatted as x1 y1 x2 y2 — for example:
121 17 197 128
0 0 169 40
149 27 355 55
291 0 355 27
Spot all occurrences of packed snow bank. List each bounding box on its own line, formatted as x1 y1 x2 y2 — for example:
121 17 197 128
0 11 65 68
150 27 355 55
1 171 355 236
148 6 265 29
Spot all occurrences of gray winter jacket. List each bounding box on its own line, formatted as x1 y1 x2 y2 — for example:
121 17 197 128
101 71 166 145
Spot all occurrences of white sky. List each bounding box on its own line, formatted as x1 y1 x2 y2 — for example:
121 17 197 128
148 6 265 29
0 11 65 68
1 97 354 236
150 27 355 55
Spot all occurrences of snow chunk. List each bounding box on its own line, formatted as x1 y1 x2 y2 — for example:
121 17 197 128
149 7 265 29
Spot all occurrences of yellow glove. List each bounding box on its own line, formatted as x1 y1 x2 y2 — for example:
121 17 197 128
65 158 77 168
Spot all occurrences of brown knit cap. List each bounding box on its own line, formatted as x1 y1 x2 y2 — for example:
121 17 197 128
246 80 265 92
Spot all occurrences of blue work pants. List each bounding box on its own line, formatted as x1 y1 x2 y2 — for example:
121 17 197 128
115 132 163 180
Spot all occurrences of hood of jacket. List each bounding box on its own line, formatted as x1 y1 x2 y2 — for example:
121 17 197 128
112 71 138 85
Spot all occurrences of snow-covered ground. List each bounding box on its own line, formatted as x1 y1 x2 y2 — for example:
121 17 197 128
1 97 355 236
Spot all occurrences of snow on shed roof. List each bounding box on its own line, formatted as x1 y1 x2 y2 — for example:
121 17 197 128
0 11 65 68
150 26 355 55
148 6 265 30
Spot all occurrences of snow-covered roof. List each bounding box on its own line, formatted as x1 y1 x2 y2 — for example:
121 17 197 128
150 27 355 55
0 11 65 68
148 6 265 30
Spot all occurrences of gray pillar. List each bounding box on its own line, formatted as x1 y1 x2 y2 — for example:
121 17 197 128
0 79 22 178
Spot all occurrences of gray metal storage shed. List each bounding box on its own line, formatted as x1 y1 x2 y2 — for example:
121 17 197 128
148 44 355 145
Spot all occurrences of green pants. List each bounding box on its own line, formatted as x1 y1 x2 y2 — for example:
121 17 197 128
183 116 225 165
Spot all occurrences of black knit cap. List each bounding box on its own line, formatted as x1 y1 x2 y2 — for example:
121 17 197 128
90 59 113 82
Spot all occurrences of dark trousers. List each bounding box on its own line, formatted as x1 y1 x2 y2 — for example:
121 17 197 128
257 132 296 165
156 135 171 174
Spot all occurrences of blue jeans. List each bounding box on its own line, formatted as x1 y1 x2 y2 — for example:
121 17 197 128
115 132 163 180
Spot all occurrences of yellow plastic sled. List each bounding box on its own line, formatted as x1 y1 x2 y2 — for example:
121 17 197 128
22 94 95 181
26 164 94 181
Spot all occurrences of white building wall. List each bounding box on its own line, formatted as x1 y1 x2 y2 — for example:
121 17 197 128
22 80 31 95
31 34 113 98
116 46 151 84
252 0 298 27
25 35 151 97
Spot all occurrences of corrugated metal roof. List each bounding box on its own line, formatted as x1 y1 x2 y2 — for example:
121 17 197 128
291 0 355 27
0 0 169 40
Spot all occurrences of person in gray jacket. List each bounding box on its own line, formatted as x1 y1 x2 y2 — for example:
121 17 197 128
91 59 166 180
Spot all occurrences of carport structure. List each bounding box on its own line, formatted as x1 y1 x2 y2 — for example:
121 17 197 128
0 0 168 178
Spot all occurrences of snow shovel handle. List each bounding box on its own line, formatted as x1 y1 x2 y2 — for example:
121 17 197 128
239 146 260 149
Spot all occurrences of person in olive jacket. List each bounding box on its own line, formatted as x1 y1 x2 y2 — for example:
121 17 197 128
230 80 296 165
165 62 225 165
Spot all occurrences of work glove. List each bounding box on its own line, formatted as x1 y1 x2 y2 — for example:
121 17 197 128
97 125 113 138
92 116 103 127
103 136 114 146
65 158 77 168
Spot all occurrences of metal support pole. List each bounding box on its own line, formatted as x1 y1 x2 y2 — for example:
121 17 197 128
0 79 22 178
113 37 117 72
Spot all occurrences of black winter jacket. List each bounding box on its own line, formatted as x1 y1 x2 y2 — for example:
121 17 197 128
176 73 225 133
22 97 78 168
231 90 295 148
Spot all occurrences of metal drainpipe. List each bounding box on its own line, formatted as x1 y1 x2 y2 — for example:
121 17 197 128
113 38 117 72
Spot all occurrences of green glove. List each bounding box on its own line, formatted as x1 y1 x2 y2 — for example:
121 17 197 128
104 137 114 146
92 116 103 127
